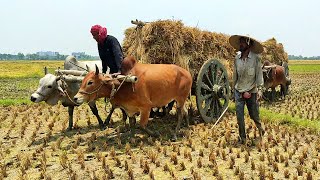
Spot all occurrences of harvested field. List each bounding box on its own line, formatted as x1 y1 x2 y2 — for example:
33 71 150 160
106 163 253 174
0 60 319 179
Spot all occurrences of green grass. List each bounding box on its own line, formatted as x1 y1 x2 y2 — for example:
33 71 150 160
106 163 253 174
259 108 320 132
0 98 33 106
0 77 39 100
228 102 320 133
289 64 320 73
0 60 63 78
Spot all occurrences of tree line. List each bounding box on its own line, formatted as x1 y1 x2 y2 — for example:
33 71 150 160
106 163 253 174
0 53 98 60
1 53 319 61
288 55 320 60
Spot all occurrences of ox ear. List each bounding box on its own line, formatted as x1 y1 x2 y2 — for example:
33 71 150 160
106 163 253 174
95 64 99 75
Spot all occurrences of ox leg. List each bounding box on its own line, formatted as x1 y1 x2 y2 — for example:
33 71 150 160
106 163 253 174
67 106 74 131
88 102 104 129
271 88 276 101
138 109 160 138
172 105 187 141
281 84 287 98
149 108 156 118
105 106 115 126
105 107 114 126
121 109 128 123
166 101 175 116
105 107 128 126
129 116 137 136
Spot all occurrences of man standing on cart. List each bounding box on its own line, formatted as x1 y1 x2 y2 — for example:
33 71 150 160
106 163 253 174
229 35 265 145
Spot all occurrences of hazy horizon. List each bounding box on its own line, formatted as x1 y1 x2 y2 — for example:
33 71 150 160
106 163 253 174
1 0 319 57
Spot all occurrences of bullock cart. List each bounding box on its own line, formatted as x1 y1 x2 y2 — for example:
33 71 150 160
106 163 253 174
129 20 232 124
54 57 230 125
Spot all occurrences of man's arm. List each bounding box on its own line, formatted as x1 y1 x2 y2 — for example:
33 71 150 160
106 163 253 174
98 45 108 73
111 38 123 72
233 58 237 89
102 60 108 73
256 56 264 90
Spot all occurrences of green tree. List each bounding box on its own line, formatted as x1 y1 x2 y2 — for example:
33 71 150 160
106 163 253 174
17 53 25 60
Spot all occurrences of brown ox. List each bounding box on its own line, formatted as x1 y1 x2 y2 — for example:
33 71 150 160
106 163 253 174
262 60 291 101
74 56 192 140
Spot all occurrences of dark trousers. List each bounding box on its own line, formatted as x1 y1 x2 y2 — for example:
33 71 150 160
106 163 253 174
235 90 263 140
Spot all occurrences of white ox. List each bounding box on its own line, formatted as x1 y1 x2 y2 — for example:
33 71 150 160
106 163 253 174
30 56 113 130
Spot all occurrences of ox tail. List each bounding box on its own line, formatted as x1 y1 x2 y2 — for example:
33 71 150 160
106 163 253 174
187 92 194 122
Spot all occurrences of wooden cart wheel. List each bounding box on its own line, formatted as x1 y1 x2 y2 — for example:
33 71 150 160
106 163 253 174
196 59 230 123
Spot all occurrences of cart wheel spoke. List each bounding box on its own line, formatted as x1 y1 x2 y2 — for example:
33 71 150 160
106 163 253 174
204 73 213 87
210 63 217 84
203 98 213 115
218 71 225 85
201 83 211 91
199 93 212 103
196 59 230 123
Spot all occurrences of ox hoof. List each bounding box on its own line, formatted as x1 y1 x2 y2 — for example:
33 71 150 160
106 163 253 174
99 125 107 131
104 120 110 126
154 131 160 138
171 134 178 142
130 128 136 137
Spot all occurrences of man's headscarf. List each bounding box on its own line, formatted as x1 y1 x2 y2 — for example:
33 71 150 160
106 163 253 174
90 25 107 44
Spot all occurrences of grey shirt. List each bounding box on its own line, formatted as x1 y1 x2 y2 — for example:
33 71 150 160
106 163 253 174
233 51 264 93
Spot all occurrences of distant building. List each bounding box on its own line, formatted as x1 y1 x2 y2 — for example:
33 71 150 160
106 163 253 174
36 51 59 57
72 52 86 59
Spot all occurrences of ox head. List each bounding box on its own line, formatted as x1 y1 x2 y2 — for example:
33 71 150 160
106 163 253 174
262 61 277 81
74 65 119 104
30 74 65 105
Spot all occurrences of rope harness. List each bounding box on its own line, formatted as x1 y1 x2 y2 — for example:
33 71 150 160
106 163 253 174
77 74 133 102
59 77 82 106
265 67 272 79
35 90 51 100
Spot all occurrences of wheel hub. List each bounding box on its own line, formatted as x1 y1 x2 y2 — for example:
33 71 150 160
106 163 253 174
212 84 224 98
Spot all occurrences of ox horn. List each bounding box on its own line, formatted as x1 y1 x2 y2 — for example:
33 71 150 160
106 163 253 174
56 76 61 81
263 65 277 69
86 65 90 72
44 67 48 75
57 86 66 96
95 64 99 75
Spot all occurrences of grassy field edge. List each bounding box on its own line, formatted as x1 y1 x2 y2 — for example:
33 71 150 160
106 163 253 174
228 102 320 133
0 98 33 106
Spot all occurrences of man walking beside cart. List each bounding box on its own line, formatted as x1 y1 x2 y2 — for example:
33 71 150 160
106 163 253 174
229 35 265 145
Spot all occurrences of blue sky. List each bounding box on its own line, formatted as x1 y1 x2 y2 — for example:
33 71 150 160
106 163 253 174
1 0 319 56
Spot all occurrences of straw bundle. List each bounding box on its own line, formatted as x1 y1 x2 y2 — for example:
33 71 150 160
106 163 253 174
261 38 288 65
123 20 235 79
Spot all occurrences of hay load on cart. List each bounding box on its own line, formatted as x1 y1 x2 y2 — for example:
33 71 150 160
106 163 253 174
123 20 236 81
261 37 288 65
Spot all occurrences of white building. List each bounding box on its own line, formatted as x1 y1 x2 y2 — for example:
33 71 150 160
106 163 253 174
36 51 59 57
72 52 86 58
